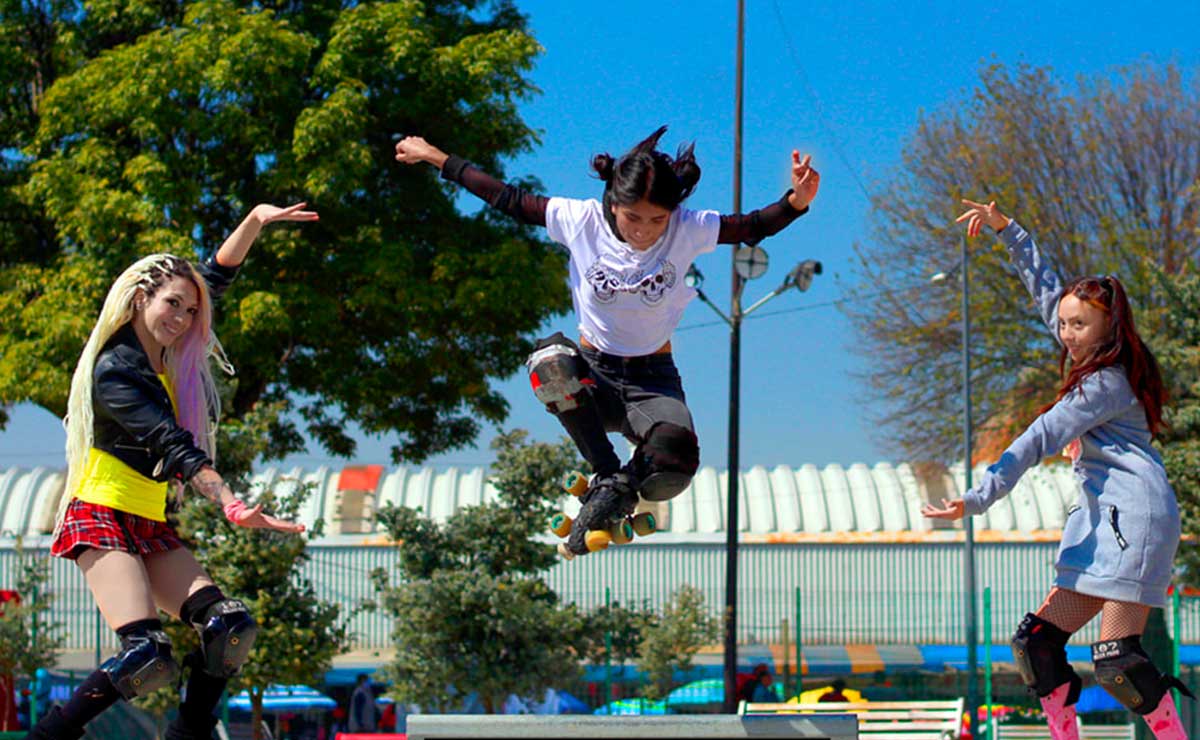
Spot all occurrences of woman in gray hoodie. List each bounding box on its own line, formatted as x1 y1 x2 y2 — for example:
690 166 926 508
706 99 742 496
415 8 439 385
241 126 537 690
924 200 1188 740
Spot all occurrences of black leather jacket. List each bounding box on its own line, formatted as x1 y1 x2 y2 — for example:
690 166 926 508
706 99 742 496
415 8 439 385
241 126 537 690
90 257 240 483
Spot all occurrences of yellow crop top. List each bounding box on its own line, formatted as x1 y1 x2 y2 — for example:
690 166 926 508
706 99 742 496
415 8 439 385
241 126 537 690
74 373 180 521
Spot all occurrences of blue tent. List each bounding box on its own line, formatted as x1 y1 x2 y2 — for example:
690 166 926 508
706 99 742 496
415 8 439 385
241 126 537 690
594 698 670 716
1075 686 1124 714
665 679 724 708
535 689 590 715
227 685 336 712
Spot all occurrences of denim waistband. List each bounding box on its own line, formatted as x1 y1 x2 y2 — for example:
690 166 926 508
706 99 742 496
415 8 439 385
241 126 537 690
580 346 676 369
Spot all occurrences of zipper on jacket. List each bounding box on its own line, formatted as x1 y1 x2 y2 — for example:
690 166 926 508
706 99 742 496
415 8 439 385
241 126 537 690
1108 506 1129 550
113 442 151 454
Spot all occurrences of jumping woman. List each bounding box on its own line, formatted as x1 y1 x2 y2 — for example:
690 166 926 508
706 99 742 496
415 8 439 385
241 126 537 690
395 127 819 556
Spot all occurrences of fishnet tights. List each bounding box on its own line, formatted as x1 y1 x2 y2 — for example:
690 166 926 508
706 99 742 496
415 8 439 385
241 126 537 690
1036 587 1150 639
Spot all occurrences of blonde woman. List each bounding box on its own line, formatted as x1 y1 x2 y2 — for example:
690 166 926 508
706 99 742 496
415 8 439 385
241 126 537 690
29 203 316 740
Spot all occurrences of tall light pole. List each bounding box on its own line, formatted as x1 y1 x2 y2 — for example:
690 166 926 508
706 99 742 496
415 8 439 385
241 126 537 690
961 231 979 729
724 0 746 714
936 234 978 725
715 0 825 712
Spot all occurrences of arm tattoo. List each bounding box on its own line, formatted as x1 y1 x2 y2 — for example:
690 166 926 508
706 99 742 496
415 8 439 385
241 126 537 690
191 476 231 503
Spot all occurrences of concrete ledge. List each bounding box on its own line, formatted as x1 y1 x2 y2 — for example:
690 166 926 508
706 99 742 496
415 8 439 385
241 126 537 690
406 714 858 740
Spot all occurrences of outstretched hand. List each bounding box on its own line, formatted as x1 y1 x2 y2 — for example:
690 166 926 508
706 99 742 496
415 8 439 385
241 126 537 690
252 202 319 226
788 151 820 211
224 500 306 534
956 199 1009 237
921 498 966 521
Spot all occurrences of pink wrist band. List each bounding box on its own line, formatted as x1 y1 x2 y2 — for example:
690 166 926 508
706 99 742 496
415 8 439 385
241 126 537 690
224 500 248 523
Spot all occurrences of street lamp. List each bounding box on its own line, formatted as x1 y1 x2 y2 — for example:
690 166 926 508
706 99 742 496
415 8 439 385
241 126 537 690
690 255 822 713
930 233 978 727
743 260 822 315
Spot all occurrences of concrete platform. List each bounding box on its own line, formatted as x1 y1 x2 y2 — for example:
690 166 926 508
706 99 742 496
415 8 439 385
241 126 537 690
406 714 858 740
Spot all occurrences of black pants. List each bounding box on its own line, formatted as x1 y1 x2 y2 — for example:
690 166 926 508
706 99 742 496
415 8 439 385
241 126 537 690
544 336 695 476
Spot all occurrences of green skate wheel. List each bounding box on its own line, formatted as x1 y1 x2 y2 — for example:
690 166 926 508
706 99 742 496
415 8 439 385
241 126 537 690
562 470 589 497
549 512 572 538
610 520 634 545
631 512 657 537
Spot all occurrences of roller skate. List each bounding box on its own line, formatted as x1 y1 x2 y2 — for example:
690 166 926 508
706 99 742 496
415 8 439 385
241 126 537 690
549 470 658 559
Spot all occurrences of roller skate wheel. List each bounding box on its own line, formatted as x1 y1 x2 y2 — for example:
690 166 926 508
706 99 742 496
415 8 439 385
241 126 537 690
610 520 634 545
549 512 573 538
556 542 575 560
562 470 589 497
631 512 657 536
585 530 612 552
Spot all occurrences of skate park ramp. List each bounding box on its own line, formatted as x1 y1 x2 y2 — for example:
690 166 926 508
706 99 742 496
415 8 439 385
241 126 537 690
406 713 858 740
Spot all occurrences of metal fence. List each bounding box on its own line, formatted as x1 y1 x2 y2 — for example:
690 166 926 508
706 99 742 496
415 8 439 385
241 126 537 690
7 540 1200 654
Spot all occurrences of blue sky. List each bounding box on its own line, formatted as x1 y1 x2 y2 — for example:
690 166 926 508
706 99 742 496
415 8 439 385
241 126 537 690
3 0 1199 471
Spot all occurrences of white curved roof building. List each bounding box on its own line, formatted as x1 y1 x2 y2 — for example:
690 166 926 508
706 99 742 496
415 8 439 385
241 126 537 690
0 461 1080 542
4 461 1197 654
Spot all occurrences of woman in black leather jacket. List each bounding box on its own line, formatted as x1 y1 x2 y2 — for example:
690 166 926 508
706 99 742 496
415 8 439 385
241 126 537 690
29 203 317 740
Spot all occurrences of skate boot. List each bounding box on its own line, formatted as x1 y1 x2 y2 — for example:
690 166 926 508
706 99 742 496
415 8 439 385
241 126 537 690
560 471 638 558
26 707 86 740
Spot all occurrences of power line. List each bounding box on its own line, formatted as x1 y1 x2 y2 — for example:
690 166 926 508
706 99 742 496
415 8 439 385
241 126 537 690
769 0 874 205
677 279 929 332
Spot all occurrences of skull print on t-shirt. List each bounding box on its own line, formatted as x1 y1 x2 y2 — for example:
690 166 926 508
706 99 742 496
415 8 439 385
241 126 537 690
585 258 678 306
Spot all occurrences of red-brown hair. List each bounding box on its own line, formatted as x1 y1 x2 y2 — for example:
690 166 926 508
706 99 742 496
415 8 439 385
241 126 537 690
1044 275 1166 435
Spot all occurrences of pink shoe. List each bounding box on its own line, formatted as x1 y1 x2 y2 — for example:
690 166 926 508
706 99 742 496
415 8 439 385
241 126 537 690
1040 682 1080 740
1143 693 1188 740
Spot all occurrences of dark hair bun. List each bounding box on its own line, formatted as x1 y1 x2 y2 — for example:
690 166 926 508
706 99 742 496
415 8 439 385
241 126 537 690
591 153 615 182
673 142 701 191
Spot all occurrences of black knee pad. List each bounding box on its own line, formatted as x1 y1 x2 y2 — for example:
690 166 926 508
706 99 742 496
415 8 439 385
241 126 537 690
100 624 180 699
191 597 258 678
631 422 699 502
1093 636 1192 715
1011 613 1081 701
526 333 593 413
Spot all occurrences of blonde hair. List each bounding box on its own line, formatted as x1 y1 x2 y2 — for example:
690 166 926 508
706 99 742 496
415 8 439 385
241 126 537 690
59 254 233 527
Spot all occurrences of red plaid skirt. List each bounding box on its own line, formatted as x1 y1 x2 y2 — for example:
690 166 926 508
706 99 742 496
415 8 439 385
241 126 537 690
51 498 185 560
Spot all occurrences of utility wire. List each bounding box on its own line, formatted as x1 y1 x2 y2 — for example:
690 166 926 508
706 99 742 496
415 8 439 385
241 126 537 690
769 0 874 205
676 279 929 333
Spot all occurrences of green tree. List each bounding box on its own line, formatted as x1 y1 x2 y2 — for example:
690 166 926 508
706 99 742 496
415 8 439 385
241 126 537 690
373 430 586 712
0 0 569 462
1147 266 1200 586
843 61 1200 462
0 542 66 730
579 600 655 667
637 584 720 701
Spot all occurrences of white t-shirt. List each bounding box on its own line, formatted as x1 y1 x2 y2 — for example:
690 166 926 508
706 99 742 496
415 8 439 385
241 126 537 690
544 197 721 356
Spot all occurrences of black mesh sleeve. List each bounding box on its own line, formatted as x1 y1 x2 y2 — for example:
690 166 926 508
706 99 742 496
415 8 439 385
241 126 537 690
440 155 549 227
718 190 808 245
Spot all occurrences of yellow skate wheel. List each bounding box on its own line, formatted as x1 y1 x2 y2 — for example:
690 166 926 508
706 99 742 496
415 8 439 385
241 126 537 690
631 512 657 537
562 470 589 497
610 520 634 545
549 512 572 538
585 530 612 552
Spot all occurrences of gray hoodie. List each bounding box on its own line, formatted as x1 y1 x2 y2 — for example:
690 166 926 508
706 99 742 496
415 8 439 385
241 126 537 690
961 221 1179 607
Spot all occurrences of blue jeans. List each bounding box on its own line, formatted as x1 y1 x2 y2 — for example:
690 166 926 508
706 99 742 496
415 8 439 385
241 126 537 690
534 333 694 476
